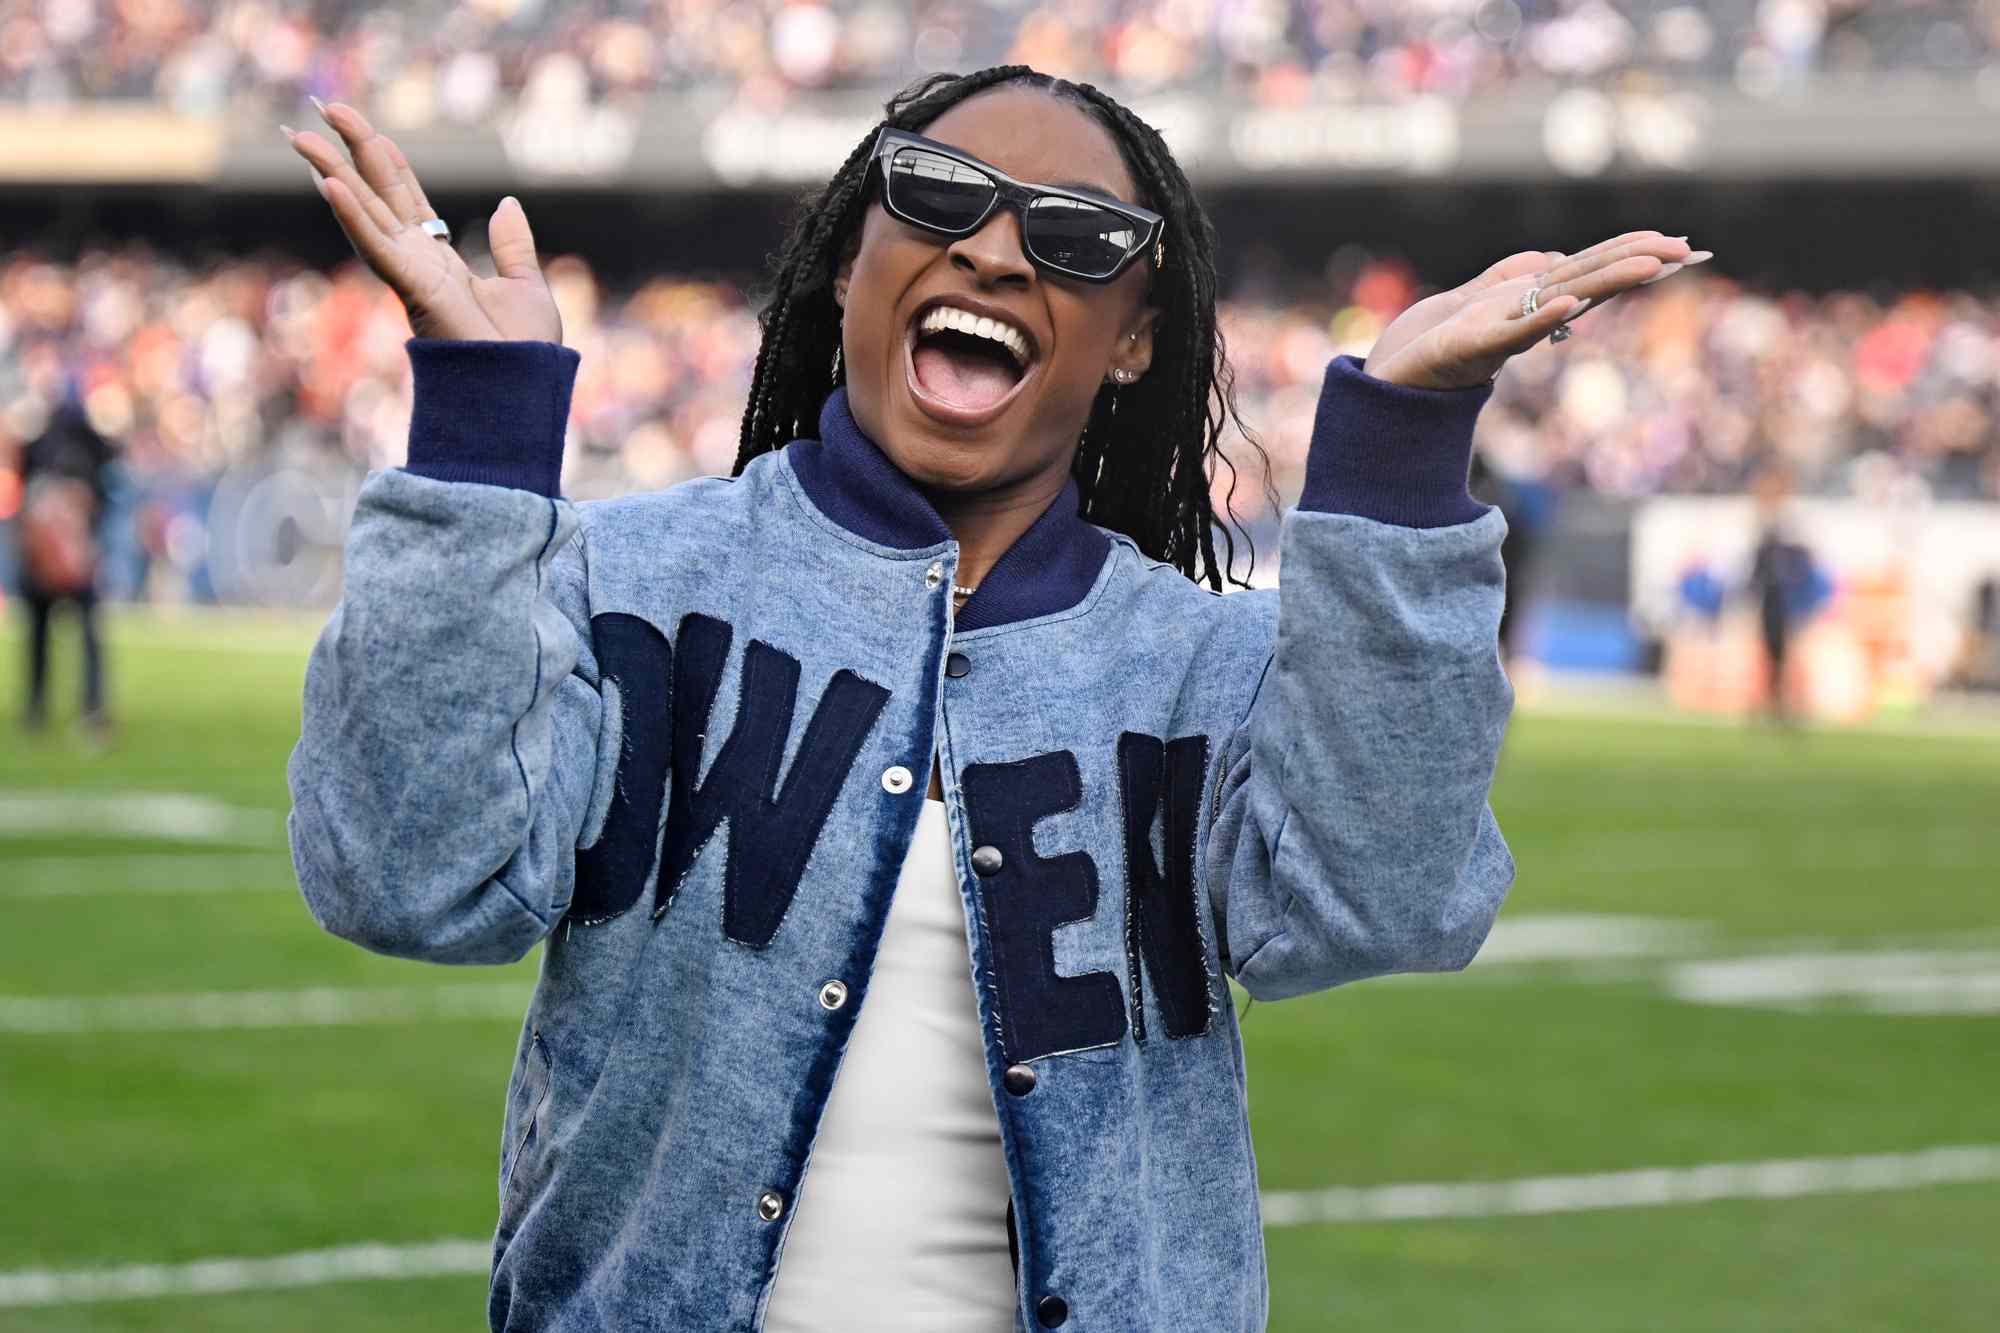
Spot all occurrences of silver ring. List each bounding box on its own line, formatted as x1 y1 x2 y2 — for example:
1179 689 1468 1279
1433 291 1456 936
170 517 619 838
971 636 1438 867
1549 323 1573 343
421 218 451 243
1521 284 1541 318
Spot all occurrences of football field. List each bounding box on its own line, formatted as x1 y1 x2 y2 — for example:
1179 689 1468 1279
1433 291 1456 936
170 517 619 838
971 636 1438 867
3 608 1995 1332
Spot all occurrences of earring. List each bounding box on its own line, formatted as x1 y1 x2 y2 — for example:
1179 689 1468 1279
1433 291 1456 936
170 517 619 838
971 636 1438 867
831 337 842 382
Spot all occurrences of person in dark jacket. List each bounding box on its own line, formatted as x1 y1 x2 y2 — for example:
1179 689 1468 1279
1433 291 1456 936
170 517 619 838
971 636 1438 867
1747 465 1828 724
13 392 117 740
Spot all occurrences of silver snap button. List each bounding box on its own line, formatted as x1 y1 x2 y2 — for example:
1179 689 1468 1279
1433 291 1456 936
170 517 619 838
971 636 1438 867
756 1190 785 1222
971 844 1004 876
881 765 914 795
818 979 848 1010
925 561 944 590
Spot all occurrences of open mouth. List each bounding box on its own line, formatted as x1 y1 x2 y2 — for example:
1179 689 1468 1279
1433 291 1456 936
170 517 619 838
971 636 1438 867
904 302 1038 425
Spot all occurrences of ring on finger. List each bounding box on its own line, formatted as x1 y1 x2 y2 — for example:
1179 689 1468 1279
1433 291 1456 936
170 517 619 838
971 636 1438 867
1520 282 1584 344
421 218 451 243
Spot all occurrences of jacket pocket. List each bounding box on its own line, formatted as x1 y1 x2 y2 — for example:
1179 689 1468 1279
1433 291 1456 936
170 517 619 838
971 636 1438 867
499 1029 554 1213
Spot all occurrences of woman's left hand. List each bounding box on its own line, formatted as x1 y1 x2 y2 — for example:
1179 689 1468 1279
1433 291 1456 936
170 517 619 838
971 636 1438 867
1364 231 1713 391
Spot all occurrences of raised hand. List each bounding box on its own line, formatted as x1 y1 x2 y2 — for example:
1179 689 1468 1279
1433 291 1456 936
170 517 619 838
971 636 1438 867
1364 231 1713 391
283 100 563 346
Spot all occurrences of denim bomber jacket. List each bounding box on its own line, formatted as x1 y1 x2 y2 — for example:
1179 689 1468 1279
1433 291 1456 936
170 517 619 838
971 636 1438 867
285 339 1517 1333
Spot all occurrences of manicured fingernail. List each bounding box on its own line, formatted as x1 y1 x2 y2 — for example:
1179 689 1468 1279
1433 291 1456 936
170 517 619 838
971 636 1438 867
311 94 333 124
1639 262 1685 285
1685 250 1713 264
280 123 296 142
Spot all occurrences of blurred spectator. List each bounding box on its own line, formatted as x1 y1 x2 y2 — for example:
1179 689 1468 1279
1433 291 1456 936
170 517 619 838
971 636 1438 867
2 241 1998 608
1952 571 2000 689
12 390 118 741
1746 464 1833 722
2 1 1996 120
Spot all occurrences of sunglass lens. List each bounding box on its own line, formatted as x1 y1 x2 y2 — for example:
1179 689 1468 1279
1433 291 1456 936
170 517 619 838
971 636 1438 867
886 148 994 232
1024 197 1139 279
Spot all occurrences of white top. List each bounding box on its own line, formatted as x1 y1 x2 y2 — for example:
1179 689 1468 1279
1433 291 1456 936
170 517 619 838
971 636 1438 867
763 797 1018 1332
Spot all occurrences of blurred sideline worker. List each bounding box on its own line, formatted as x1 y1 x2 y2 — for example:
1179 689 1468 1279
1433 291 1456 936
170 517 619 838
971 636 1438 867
1747 466 1828 725
284 68 1704 1333
13 394 117 743
1954 574 2000 690
1469 448 1556 664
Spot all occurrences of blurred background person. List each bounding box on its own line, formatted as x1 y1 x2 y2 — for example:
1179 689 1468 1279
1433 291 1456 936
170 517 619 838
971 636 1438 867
11 388 118 743
1746 465 1831 725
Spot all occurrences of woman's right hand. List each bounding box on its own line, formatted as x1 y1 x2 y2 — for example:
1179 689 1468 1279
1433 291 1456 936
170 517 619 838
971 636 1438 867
285 100 563 346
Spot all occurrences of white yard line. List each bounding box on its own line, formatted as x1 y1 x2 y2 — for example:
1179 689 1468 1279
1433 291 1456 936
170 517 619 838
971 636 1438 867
0 984 530 1034
5 1147 1996 1307
1667 950 2000 1015
1259 1144 2000 1225
1 852 293 899
0 791 283 845
0 1240 489 1309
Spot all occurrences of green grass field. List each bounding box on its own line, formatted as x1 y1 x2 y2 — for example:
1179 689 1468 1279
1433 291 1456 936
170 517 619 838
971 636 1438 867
3 607 1996 1331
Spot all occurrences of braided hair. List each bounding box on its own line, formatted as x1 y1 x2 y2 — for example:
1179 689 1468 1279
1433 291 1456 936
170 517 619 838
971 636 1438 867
733 65 1271 591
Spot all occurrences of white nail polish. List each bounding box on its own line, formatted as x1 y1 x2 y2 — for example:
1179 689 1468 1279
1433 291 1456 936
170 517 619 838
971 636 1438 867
1639 262 1685 286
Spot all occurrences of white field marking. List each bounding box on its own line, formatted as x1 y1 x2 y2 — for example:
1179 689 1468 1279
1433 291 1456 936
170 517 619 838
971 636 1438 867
0 1239 489 1309
0 984 530 1035
0 790 283 845
0 852 294 899
8 1148 1998 1307
1467 914 1713 966
1667 950 2000 1016
1258 1144 2000 1227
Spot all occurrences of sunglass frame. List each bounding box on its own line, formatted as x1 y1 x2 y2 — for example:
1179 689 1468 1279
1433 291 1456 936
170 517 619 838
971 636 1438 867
867 127 1166 284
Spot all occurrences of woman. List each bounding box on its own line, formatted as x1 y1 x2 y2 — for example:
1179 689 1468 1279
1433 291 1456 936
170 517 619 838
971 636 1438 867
284 66 1706 1333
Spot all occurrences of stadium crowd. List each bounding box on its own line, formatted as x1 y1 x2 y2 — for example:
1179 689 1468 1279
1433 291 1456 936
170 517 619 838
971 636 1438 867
3 241 1996 595
3 0 1996 119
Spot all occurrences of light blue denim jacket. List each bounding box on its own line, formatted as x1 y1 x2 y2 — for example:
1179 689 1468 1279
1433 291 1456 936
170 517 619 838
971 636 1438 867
287 339 1515 1332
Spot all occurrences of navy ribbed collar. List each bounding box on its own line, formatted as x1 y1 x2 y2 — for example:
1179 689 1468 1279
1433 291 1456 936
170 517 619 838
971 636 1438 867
783 386 1111 632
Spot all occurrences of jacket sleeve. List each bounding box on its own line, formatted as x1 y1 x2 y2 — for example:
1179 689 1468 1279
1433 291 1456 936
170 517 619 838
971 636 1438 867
286 338 610 965
1206 353 1517 1002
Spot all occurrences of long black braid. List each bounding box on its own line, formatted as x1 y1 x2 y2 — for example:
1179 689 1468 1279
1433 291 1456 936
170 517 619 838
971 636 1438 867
733 65 1273 591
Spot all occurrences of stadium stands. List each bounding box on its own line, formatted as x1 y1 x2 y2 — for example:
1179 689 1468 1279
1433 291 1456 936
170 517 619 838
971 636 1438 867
2 246 1993 547
4 0 1996 118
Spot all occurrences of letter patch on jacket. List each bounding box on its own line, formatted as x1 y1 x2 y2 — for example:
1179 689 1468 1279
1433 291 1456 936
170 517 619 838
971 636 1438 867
571 611 889 944
572 612 676 923
1117 732 1214 1041
659 613 889 946
962 751 1127 1063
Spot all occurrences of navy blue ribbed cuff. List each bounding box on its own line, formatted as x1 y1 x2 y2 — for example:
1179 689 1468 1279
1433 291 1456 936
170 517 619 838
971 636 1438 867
402 338 581 498
1298 354 1493 529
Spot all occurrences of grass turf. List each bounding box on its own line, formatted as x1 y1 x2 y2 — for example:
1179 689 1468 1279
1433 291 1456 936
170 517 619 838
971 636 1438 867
2 607 1995 1330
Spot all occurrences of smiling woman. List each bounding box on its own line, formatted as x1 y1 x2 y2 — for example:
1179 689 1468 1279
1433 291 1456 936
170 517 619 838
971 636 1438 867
281 61 1704 1333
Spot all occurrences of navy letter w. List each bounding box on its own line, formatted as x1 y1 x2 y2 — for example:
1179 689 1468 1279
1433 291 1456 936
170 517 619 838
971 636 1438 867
658 613 889 947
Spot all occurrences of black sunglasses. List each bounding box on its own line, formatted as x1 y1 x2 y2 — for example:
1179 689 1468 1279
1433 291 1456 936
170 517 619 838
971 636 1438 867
868 127 1166 284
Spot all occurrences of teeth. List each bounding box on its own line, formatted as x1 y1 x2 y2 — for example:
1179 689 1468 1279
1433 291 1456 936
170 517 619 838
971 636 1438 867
917 304 1031 368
